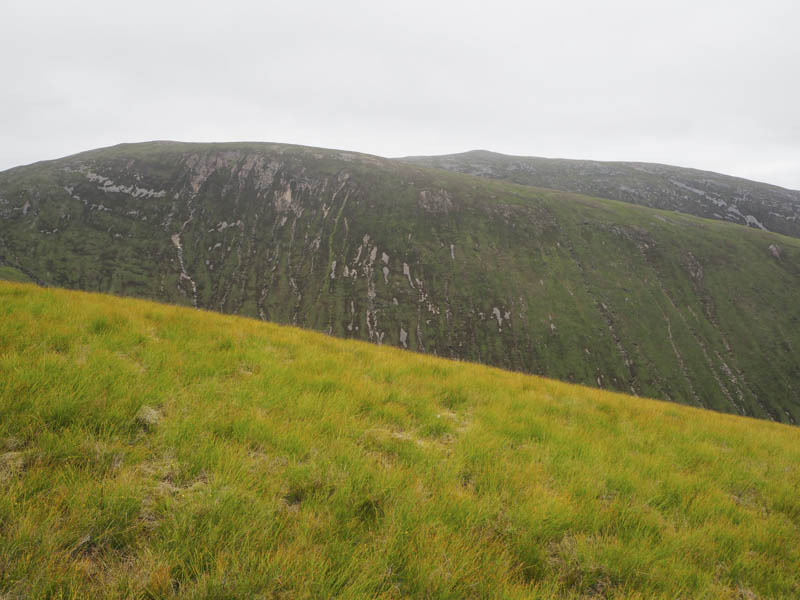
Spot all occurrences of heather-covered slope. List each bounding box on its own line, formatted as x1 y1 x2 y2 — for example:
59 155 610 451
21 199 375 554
401 150 800 239
1 142 799 422
1 282 799 598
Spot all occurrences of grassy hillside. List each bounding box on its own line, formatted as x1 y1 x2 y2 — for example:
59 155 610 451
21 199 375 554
0 266 32 283
401 150 800 239
2 141 800 423
1 282 799 598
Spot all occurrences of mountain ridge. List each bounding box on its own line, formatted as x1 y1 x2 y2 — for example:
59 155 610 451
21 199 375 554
417 148 800 191
400 150 800 238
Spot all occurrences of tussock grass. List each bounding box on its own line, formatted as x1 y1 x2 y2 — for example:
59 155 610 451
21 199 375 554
1 281 799 598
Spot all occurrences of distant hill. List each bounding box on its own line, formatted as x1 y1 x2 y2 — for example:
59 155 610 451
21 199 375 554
2 281 799 598
400 150 800 239
1 141 799 422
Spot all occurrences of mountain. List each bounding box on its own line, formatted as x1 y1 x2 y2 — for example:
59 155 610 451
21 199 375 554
400 150 800 239
1 141 799 423
2 281 799 598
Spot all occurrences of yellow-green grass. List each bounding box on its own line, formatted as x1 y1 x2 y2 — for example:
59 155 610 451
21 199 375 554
1 281 799 599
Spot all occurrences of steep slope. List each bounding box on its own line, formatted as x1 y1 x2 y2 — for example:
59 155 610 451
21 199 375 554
2 282 799 598
1 141 800 423
401 150 800 239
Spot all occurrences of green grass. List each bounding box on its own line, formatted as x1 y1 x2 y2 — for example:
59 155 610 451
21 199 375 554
1 281 799 598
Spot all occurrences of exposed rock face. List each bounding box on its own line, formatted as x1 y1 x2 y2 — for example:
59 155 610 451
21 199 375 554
402 150 800 239
1 141 799 423
418 189 454 214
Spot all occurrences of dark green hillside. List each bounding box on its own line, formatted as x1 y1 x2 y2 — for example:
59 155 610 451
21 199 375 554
1 141 799 422
401 150 800 239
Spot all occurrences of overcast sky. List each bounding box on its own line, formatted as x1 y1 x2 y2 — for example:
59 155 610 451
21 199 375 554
2 0 799 188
